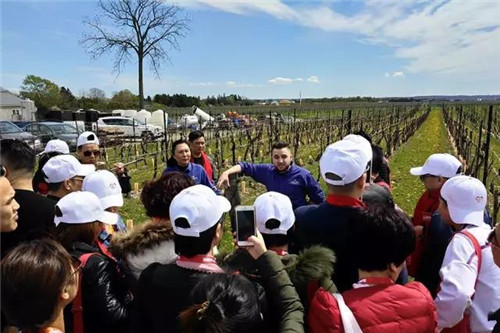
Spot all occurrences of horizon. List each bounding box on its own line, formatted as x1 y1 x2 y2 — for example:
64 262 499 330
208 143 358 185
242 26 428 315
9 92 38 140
1 0 499 99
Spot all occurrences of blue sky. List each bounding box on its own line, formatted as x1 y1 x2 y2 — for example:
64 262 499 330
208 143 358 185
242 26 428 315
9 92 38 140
1 0 499 99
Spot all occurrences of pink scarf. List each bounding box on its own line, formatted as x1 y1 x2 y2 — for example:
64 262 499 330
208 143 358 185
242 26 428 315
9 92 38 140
176 254 224 273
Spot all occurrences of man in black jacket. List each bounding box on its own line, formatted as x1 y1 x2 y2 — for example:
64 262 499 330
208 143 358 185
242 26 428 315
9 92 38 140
295 134 372 292
134 185 231 332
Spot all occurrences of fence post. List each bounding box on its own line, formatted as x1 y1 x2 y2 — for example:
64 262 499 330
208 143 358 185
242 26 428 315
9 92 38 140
347 109 352 134
483 105 493 184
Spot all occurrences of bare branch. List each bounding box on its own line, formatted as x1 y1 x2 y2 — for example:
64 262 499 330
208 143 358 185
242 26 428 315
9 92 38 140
80 0 190 107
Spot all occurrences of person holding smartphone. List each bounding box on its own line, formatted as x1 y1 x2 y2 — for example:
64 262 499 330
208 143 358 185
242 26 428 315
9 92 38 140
217 141 324 209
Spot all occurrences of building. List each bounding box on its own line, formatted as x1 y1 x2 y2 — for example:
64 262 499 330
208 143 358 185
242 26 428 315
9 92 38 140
0 88 37 121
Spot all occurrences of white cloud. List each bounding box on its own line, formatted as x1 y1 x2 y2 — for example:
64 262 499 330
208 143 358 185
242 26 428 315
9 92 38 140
306 75 320 83
226 81 254 88
189 82 214 87
294 77 304 81
392 72 404 78
184 0 500 80
268 77 294 85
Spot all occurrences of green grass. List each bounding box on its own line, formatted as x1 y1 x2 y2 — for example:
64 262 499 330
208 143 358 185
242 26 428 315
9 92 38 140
389 109 455 214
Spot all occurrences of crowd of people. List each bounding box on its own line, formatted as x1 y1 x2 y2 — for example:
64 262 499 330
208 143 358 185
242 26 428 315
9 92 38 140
0 128 499 333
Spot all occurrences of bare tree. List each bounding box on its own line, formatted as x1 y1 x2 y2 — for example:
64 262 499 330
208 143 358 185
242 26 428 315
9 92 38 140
81 0 189 108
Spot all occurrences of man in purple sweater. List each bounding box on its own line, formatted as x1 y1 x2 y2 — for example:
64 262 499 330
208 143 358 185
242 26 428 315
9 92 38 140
217 141 325 209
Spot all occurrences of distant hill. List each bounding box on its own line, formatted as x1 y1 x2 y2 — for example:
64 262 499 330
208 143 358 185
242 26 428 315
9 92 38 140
410 95 500 102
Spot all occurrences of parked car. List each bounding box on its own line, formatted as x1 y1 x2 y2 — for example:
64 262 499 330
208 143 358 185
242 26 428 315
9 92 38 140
0 121 43 152
97 116 163 139
22 122 79 151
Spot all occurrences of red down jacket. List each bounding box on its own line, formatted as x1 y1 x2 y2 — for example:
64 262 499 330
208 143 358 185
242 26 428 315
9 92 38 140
309 282 438 333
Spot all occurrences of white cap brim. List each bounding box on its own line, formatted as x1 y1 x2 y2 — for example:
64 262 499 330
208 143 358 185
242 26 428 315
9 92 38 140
98 211 118 225
100 194 124 209
448 205 484 227
77 164 96 177
410 166 425 176
216 195 231 213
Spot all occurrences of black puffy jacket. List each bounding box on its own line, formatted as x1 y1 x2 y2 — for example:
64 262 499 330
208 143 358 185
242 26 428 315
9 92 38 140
64 242 132 333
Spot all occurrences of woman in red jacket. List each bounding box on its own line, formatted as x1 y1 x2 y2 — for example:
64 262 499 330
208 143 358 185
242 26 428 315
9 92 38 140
309 205 438 333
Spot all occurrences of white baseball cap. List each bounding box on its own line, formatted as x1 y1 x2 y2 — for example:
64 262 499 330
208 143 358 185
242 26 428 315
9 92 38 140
320 134 372 186
82 170 123 209
77 131 99 148
254 192 295 235
42 155 95 183
440 175 487 226
54 191 118 226
410 153 462 178
42 139 70 155
170 185 231 237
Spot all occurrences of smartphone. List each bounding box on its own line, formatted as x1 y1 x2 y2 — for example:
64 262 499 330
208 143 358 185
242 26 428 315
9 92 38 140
235 205 256 246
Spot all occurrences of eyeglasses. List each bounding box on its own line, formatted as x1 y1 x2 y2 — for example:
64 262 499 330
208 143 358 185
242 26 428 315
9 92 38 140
83 150 100 157
488 228 500 250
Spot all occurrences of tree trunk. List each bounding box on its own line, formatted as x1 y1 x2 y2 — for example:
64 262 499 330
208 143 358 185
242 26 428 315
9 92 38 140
138 55 144 109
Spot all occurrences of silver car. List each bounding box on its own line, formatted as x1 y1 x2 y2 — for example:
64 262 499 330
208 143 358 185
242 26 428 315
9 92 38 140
0 121 43 152
22 122 79 151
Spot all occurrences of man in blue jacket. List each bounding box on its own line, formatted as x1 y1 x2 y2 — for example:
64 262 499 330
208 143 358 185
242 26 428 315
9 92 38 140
217 141 324 209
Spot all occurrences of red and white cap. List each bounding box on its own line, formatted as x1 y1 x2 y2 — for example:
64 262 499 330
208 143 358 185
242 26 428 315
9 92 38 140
54 191 118 226
410 153 462 178
170 185 231 237
440 175 487 226
82 170 123 209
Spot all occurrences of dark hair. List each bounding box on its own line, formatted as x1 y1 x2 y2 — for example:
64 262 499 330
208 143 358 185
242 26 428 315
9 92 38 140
354 130 372 144
188 130 205 142
53 221 102 250
141 172 195 218
352 205 415 272
167 139 190 167
371 145 384 175
179 273 262 333
174 221 220 257
261 226 295 248
38 151 64 170
1 239 74 329
271 141 289 151
0 139 36 173
362 184 394 208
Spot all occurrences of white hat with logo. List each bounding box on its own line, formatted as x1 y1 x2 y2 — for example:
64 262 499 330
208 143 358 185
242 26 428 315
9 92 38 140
320 134 372 186
41 139 70 155
410 153 462 178
77 131 99 148
82 170 123 209
254 192 295 235
170 185 231 237
42 155 95 183
440 175 487 226
54 191 118 226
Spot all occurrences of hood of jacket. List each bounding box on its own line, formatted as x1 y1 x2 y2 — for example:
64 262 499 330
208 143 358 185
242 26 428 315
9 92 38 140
109 220 175 259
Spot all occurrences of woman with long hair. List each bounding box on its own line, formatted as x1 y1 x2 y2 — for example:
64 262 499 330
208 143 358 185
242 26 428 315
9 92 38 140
52 191 131 333
1 239 78 333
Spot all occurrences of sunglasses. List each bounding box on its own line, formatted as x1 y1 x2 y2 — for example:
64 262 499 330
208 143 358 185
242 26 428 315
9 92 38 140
419 174 437 181
488 228 500 250
83 150 101 157
0 164 5 177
